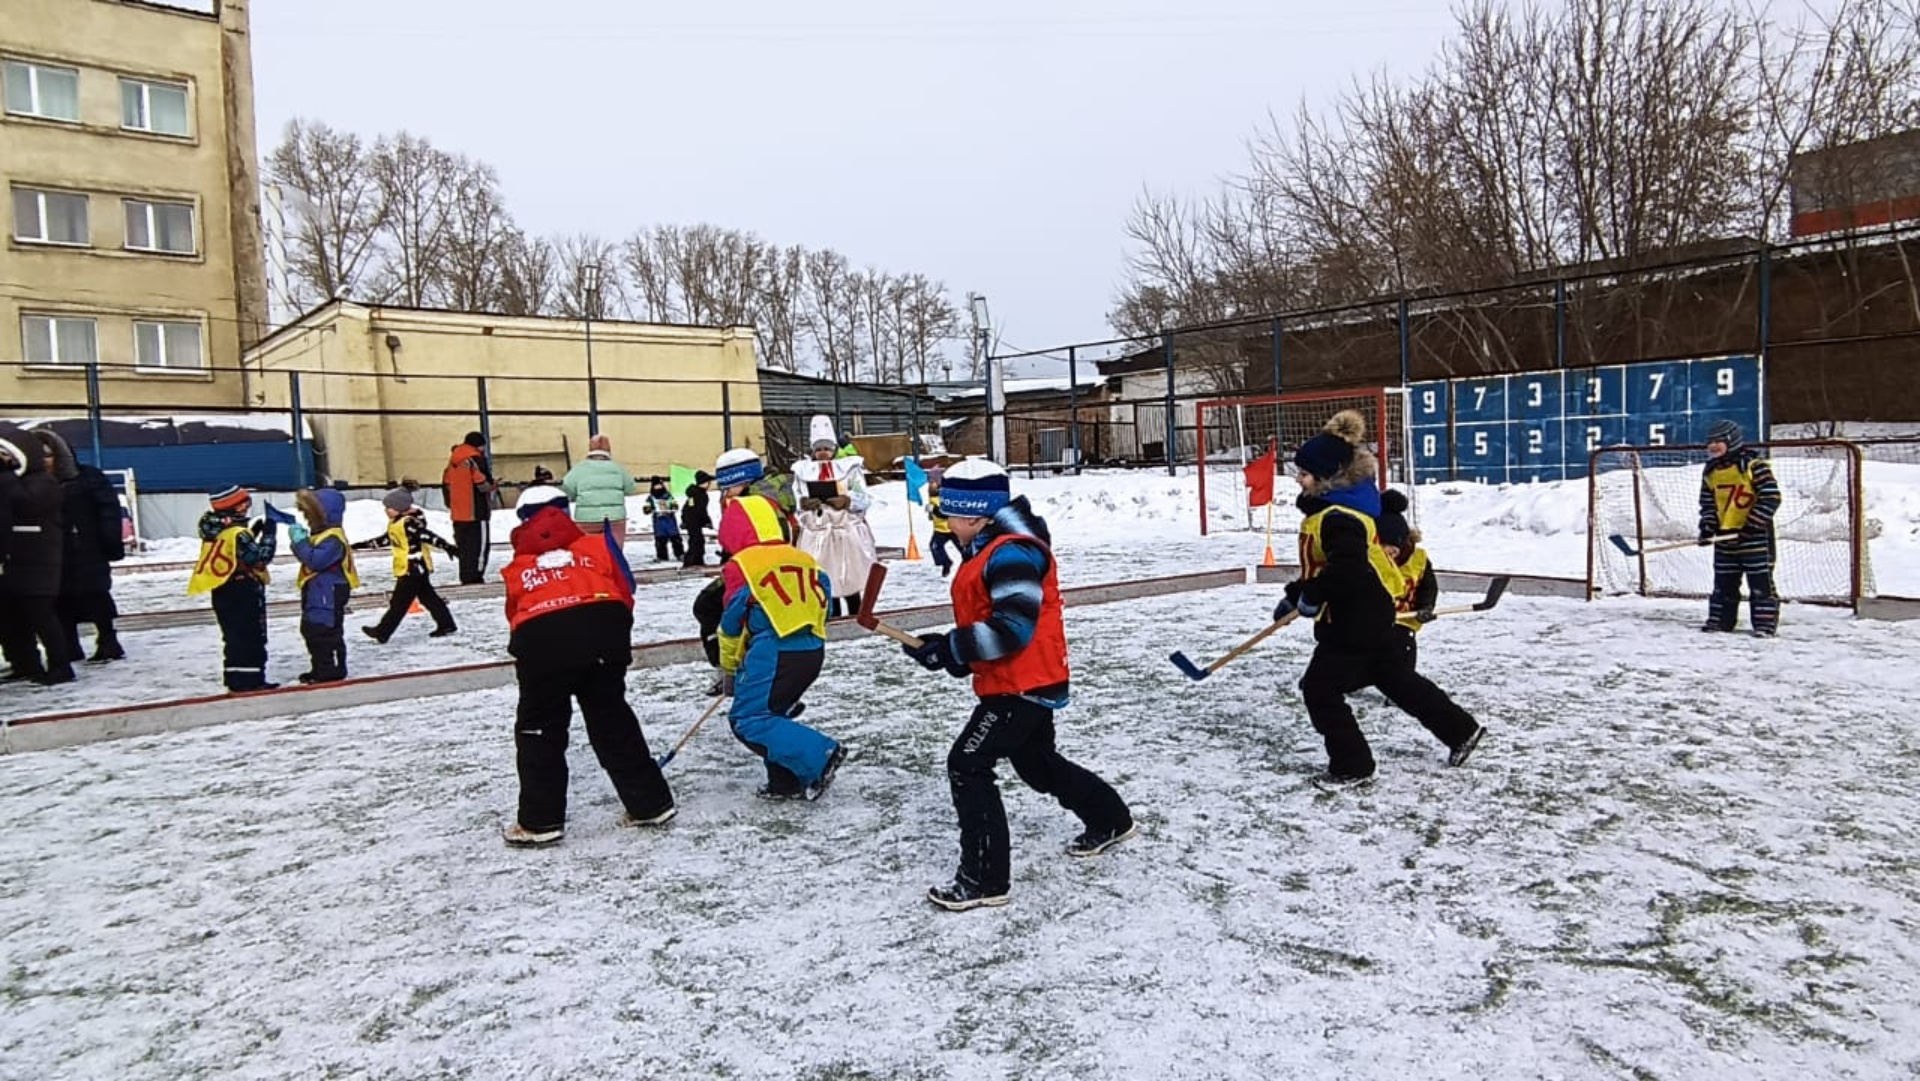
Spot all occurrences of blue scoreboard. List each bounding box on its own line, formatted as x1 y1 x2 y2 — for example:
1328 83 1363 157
1408 354 1763 484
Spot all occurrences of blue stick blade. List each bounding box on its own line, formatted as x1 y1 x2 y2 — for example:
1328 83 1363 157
1607 534 1640 557
1169 651 1210 681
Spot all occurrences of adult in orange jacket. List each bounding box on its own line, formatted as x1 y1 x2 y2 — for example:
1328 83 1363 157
442 431 496 584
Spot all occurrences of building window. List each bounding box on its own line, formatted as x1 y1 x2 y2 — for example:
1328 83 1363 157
12 187 90 245
124 199 195 254
2 60 80 122
134 320 204 370
120 77 190 136
22 314 99 365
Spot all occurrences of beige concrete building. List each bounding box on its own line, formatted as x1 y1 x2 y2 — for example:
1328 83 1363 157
245 301 767 487
2 0 267 418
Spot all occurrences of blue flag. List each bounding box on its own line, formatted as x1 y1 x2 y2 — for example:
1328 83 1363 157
903 458 928 505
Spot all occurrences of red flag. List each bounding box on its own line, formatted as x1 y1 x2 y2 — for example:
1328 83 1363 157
1243 439 1278 508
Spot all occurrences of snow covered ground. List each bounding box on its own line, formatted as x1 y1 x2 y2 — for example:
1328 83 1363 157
4 588 1919 1079
6 466 1920 1078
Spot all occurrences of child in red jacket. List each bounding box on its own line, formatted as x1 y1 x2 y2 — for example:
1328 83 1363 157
501 485 675 847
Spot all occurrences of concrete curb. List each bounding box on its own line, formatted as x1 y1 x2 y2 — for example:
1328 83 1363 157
3 567 1250 755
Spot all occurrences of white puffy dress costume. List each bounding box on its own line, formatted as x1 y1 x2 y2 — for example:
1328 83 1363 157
791 417 877 603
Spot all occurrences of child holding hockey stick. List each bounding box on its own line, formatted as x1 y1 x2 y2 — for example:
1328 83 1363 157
1276 413 1483 790
898 458 1134 912
714 449 846 801
362 487 459 643
1698 419 1783 636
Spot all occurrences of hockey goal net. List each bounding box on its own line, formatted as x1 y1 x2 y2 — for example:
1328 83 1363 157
1197 388 1409 536
1587 439 1874 606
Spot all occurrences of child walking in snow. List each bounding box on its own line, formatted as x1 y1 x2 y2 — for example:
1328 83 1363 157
1275 413 1482 790
925 467 958 578
363 487 459 642
713 449 846 801
290 488 358 684
897 458 1134 912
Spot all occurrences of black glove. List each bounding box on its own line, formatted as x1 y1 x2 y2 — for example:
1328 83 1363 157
903 634 970 677
1272 597 1296 622
1697 525 1716 546
1414 607 1436 624
250 517 275 539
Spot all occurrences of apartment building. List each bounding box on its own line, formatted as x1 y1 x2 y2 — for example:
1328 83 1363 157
1 0 267 417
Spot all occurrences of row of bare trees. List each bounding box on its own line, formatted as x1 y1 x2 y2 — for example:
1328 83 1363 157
1113 0 1920 387
263 121 966 383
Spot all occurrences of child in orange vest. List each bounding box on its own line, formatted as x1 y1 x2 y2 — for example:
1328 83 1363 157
898 458 1134 911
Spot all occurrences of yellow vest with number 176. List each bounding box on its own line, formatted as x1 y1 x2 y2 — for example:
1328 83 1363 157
187 526 269 595
730 543 829 639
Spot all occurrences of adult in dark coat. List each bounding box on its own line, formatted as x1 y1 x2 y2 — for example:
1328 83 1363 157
681 470 713 567
0 424 73 684
38 431 127 663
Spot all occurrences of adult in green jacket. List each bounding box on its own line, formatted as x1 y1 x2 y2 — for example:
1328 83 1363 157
562 434 639 547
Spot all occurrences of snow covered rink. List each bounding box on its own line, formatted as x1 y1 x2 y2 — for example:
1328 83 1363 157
5 583 1919 1080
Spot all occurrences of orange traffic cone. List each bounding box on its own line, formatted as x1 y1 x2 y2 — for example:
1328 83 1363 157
408 599 425 614
1260 543 1277 568
905 533 923 561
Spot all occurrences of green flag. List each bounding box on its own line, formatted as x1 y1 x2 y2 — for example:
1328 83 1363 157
669 463 698 497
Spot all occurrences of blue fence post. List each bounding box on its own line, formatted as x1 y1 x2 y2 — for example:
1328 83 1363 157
477 376 492 454
1163 332 1177 476
721 381 734 448
289 371 309 488
85 361 104 466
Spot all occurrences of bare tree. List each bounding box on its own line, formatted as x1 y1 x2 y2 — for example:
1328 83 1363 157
365 133 463 306
803 248 863 382
753 244 807 373
264 118 386 305
495 230 556 316
551 234 625 319
435 159 515 311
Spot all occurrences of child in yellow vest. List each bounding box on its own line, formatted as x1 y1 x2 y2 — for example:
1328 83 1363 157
290 488 359 683
188 485 278 692
926 467 958 578
1275 413 1483 790
363 487 458 643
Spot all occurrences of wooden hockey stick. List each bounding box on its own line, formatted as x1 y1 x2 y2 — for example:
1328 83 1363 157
1609 532 1737 558
1397 575 1512 625
1169 611 1302 682
853 562 924 645
656 693 727 769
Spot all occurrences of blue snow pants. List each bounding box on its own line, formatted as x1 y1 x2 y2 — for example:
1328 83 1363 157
729 631 838 793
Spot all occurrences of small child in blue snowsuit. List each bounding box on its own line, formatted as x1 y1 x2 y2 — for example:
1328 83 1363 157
714 460 845 801
290 488 358 684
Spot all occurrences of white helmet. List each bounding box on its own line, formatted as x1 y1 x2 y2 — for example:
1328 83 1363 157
514 484 568 520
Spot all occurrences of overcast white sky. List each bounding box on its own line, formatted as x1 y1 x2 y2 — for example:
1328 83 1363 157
250 1 1456 372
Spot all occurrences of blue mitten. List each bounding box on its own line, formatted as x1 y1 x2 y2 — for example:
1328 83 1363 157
289 524 310 545
1294 595 1322 619
904 634 970 678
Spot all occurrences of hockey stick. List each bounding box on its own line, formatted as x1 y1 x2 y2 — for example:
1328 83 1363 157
1169 611 1302 682
1609 532 1737 558
656 693 728 769
853 562 926 646
1396 575 1511 624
